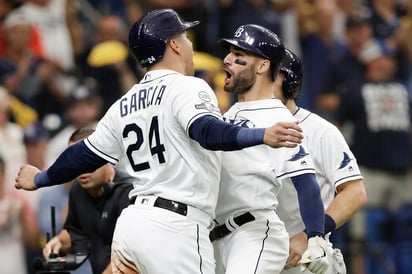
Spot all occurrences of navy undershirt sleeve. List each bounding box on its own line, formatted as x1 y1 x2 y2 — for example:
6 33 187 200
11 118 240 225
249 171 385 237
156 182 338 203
189 115 265 151
291 173 325 238
34 141 108 188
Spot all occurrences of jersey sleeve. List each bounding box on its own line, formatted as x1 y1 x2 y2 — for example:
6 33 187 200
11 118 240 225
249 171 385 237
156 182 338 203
317 127 363 189
171 77 222 133
84 103 124 165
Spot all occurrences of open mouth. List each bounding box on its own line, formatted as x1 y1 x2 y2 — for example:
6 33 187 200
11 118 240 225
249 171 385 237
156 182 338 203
224 68 233 85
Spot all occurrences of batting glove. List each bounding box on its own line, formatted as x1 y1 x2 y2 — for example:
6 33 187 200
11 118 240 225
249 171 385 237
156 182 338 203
325 242 346 274
299 236 329 274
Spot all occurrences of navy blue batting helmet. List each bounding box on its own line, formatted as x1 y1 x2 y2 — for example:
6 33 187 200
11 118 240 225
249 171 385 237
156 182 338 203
280 48 303 99
128 9 199 67
219 24 285 79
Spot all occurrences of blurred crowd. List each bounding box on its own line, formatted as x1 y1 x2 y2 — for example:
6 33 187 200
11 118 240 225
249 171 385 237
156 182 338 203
0 0 411 274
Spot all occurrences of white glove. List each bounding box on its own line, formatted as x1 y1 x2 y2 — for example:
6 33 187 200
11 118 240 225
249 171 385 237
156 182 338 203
324 242 346 274
299 236 329 274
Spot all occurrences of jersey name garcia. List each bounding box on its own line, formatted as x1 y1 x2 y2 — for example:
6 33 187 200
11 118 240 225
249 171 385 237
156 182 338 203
85 70 222 218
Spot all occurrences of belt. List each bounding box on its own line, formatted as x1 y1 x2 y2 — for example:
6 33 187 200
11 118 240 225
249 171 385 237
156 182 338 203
130 196 188 216
209 212 255 242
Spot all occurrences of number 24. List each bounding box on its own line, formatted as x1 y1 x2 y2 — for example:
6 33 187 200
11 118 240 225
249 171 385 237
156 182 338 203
122 116 166 171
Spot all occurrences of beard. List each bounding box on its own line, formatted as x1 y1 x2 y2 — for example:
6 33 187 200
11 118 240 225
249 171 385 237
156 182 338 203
224 64 256 94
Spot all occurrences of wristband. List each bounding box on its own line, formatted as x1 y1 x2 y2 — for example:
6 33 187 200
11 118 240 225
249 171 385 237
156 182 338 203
324 213 336 234
34 171 52 188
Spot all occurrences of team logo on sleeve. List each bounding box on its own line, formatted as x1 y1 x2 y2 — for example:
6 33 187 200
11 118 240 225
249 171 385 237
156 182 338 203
198 91 212 102
338 152 353 169
288 146 309 162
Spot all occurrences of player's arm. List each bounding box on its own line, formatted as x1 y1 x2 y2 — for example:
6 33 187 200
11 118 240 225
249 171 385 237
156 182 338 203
15 141 107 190
291 173 329 274
290 173 325 238
324 179 366 233
189 115 303 151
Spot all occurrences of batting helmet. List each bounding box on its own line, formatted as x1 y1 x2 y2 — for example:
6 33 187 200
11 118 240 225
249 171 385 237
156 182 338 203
128 9 199 67
280 48 303 99
219 24 285 78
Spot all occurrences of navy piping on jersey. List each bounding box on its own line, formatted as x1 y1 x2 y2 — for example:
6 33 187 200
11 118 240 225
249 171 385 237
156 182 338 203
85 138 118 164
186 112 221 133
294 108 312 123
275 168 316 179
335 174 363 185
196 225 204 274
253 219 270 274
140 72 178 83
233 106 286 120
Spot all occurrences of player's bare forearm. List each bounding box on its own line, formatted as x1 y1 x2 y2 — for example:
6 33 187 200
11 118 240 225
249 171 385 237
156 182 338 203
264 121 303 148
327 179 367 228
15 165 40 191
285 231 308 269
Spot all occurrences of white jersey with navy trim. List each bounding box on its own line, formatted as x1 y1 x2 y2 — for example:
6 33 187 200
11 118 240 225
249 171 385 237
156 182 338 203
85 69 222 218
215 99 316 224
277 107 363 237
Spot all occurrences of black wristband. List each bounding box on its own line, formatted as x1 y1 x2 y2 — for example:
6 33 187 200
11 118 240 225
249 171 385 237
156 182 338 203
324 213 336 234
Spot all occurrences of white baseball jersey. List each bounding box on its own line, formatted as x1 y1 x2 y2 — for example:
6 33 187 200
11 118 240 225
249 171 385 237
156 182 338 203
215 99 316 224
277 107 363 238
85 69 222 218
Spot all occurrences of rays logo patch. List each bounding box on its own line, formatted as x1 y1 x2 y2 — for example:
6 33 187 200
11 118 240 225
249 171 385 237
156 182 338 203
288 146 309 161
198 91 211 102
338 152 353 169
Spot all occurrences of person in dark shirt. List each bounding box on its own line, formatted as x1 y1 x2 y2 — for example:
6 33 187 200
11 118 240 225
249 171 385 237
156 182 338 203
42 128 134 274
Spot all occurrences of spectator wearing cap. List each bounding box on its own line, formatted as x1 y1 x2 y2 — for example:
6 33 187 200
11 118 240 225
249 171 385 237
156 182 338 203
337 38 412 274
318 6 373 121
0 10 72 134
45 81 102 167
77 14 141 115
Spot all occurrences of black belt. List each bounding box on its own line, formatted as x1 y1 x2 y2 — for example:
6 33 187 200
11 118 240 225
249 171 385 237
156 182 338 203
130 196 188 216
209 212 255 242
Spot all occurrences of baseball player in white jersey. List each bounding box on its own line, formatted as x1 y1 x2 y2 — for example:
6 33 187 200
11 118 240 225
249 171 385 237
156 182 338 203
14 9 305 274
210 25 330 274
274 49 367 274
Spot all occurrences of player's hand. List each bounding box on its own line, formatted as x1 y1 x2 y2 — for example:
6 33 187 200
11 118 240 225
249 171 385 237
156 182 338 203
264 121 303 148
299 236 329 274
324 241 347 274
43 236 63 259
14 165 40 191
285 231 308 269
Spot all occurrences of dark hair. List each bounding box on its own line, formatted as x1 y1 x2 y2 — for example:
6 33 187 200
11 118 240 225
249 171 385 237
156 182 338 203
68 128 95 144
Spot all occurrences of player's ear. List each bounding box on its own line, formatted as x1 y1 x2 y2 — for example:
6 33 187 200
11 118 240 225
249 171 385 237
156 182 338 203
256 59 270 75
167 37 181 54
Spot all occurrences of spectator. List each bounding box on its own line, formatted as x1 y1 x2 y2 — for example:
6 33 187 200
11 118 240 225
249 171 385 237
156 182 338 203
0 86 26 189
337 38 412 274
77 14 140 114
298 0 346 112
45 80 102 166
318 7 373 121
0 11 73 134
0 155 39 274
10 0 84 72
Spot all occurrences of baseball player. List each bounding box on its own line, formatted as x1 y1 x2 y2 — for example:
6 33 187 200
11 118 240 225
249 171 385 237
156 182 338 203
14 9 304 274
211 24 329 274
274 49 367 274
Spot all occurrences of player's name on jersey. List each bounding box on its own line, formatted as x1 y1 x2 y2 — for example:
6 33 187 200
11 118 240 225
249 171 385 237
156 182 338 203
120 84 166 116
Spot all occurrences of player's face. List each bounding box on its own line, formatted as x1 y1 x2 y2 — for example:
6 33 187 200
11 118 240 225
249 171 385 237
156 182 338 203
222 46 257 94
173 31 195 76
